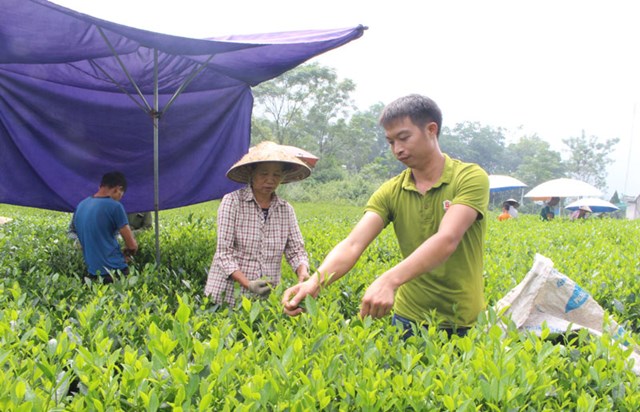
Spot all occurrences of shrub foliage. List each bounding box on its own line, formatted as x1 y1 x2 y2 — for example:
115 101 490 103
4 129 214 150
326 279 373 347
1 203 640 410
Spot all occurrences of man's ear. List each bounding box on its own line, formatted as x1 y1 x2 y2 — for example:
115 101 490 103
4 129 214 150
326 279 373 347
426 121 439 138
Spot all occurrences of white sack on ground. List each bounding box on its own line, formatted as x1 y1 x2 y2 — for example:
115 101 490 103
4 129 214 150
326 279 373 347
495 253 640 375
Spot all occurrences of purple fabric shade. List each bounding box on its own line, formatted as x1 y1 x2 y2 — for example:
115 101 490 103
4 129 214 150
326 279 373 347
0 0 364 213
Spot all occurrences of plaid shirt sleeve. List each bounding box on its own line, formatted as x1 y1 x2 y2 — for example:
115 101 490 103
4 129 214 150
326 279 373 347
204 192 242 303
213 194 240 275
283 203 309 273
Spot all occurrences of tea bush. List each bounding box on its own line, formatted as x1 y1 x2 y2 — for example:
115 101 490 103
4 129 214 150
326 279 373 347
1 202 640 410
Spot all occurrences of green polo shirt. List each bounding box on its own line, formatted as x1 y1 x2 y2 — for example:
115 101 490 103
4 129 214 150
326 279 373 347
365 155 489 327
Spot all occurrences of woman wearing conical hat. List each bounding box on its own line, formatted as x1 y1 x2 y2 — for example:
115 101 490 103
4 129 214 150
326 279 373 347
504 198 520 218
570 205 592 220
204 141 312 306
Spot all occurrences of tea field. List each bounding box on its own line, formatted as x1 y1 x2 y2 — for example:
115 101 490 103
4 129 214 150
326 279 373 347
1 202 640 411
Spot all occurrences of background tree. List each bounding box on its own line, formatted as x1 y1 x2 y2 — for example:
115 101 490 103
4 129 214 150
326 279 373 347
333 103 386 173
610 190 620 204
250 64 623 210
504 135 565 188
251 62 355 154
562 130 619 190
440 122 507 174
250 117 276 143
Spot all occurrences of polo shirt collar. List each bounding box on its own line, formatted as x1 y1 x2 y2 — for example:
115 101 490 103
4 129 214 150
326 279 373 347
401 154 454 193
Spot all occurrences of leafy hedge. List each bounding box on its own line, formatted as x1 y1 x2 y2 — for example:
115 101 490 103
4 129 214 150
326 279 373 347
1 203 640 410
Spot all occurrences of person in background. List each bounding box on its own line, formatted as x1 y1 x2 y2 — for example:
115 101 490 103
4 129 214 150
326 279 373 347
70 212 147 249
72 171 137 283
570 205 592 220
127 211 152 232
505 198 520 218
282 94 489 338
204 141 311 307
498 203 512 221
540 197 559 221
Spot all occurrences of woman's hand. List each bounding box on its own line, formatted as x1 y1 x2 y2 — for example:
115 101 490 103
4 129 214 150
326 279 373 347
247 279 271 296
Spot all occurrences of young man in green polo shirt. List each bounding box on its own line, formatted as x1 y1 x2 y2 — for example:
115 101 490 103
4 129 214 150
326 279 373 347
282 94 489 337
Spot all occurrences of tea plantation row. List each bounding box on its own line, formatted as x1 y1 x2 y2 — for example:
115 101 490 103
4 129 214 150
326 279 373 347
1 202 640 410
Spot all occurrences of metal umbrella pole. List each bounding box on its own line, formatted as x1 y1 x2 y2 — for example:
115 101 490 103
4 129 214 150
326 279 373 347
95 28 214 265
153 49 161 265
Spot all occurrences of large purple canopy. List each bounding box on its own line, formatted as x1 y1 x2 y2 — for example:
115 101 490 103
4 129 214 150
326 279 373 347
0 0 364 213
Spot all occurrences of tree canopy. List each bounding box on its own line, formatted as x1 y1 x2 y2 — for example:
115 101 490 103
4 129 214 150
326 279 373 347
562 131 620 189
250 63 620 204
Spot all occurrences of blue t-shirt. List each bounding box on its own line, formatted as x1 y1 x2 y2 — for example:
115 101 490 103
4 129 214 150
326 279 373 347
73 196 129 275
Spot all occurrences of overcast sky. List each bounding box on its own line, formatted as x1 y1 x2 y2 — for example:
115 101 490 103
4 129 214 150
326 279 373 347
53 0 640 198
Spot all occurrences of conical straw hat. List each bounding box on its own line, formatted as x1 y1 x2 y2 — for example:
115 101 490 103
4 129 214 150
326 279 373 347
226 141 312 184
505 198 520 207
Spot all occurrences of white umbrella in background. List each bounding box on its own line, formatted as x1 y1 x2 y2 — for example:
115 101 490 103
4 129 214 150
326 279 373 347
489 175 528 193
565 197 619 213
524 178 602 198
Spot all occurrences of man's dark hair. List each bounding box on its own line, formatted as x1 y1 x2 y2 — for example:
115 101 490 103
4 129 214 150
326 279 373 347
379 94 443 137
100 171 127 192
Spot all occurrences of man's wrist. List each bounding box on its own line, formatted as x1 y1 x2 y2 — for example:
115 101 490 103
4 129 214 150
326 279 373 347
309 273 323 296
380 270 402 290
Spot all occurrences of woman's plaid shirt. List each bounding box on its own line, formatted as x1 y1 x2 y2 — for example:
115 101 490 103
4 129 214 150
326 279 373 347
204 186 308 306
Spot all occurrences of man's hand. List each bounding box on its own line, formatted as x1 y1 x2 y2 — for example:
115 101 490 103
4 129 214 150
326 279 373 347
359 275 396 319
123 248 136 263
282 276 320 316
247 279 271 296
119 225 138 261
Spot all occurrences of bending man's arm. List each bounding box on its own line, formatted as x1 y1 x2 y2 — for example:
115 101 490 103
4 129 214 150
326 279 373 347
360 203 479 318
282 211 384 316
119 224 138 256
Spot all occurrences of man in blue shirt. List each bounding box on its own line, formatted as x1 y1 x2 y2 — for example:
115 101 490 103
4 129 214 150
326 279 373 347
73 171 138 283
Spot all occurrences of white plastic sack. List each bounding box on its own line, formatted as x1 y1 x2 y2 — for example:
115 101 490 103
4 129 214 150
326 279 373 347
495 253 640 375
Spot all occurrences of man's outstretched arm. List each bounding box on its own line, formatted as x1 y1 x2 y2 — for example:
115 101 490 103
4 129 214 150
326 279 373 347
282 211 384 316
